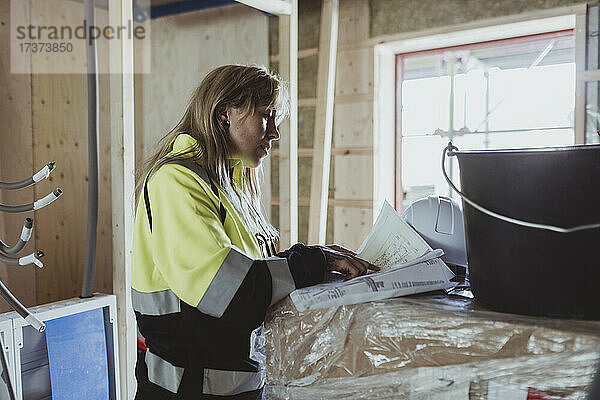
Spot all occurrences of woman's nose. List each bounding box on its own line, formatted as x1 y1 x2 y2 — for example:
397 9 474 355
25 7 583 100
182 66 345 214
268 119 280 141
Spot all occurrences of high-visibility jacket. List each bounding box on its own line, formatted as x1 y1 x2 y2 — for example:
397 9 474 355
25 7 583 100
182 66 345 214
132 134 327 399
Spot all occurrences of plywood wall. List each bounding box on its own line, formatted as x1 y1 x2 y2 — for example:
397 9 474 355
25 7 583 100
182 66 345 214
136 4 269 166
0 0 36 310
270 0 371 250
0 0 112 309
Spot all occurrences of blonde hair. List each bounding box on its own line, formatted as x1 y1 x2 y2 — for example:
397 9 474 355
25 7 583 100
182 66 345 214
137 64 288 239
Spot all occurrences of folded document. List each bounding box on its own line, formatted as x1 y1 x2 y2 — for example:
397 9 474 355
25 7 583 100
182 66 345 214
290 201 456 311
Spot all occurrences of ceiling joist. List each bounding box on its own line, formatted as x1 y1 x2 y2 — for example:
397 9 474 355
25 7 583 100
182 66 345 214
235 0 291 15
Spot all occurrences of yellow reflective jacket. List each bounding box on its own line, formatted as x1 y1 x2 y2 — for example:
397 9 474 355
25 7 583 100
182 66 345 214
131 134 327 399
133 133 262 309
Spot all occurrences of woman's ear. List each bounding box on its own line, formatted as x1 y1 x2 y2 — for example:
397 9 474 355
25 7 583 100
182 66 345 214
218 106 231 129
218 105 229 122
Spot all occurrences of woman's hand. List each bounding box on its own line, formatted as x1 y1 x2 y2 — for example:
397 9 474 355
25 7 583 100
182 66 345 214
318 244 380 281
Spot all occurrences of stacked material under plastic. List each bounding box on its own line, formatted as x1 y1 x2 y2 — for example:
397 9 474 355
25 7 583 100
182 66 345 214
264 293 600 399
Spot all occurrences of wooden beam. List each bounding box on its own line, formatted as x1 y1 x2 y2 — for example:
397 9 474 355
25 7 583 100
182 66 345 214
277 0 298 249
236 0 291 15
373 43 398 219
272 146 373 157
298 97 317 107
308 0 338 244
109 0 136 397
261 157 272 220
583 69 600 81
272 197 372 208
574 11 586 145
269 47 318 63
298 93 373 107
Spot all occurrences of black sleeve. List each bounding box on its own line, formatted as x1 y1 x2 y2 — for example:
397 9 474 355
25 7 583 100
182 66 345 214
277 243 328 288
219 243 327 327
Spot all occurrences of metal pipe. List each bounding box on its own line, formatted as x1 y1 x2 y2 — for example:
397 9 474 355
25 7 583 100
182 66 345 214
81 0 99 298
447 57 456 198
0 218 33 254
484 70 490 149
428 125 573 138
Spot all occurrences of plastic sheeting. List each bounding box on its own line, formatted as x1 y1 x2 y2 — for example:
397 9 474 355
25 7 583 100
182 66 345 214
264 293 600 399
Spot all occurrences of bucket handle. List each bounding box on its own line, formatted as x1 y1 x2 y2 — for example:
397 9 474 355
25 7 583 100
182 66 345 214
442 142 600 233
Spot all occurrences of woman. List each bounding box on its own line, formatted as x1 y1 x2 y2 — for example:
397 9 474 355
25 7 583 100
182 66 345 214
132 65 376 399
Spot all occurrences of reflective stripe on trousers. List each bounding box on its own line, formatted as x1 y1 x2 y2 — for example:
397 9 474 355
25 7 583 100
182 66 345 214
145 350 184 394
203 368 264 396
142 350 264 396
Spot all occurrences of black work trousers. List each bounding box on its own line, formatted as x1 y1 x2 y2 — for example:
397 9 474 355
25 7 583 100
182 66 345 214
135 347 262 400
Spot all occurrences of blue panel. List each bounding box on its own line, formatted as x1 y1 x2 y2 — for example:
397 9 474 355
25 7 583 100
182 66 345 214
45 308 109 400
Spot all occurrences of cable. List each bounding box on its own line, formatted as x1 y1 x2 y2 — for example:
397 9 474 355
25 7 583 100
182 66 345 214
0 218 33 255
0 250 44 268
0 188 62 213
442 142 600 233
81 0 99 298
0 279 44 332
0 162 55 190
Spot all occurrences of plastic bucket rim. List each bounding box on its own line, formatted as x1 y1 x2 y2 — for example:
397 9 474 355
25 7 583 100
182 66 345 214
452 143 600 156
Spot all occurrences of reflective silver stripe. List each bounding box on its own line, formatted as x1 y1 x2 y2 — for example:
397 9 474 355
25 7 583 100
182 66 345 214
197 246 254 318
145 350 184 393
202 368 264 396
265 257 295 306
131 288 181 315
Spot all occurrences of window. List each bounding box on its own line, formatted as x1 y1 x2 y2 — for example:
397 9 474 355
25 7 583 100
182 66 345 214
397 31 575 207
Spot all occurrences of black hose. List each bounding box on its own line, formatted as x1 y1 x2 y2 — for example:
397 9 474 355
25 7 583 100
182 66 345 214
0 178 34 191
81 0 99 298
0 218 32 254
0 162 55 190
0 280 37 326
0 203 32 213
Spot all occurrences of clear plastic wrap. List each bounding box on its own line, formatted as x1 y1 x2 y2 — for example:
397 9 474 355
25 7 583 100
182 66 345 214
264 293 600 399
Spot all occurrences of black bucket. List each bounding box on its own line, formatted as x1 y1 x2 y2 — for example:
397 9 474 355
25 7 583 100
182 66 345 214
450 144 600 320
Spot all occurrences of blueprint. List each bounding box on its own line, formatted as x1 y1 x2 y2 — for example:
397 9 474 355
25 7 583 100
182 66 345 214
289 201 456 312
357 201 431 269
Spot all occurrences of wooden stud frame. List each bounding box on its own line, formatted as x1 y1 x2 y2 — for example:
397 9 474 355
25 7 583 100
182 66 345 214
574 11 587 145
276 0 298 249
109 0 136 398
308 0 338 244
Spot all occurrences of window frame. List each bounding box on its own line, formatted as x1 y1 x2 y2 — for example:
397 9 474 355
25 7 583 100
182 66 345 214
372 9 584 215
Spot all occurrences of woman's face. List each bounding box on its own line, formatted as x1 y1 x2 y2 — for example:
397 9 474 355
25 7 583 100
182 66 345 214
225 105 280 167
